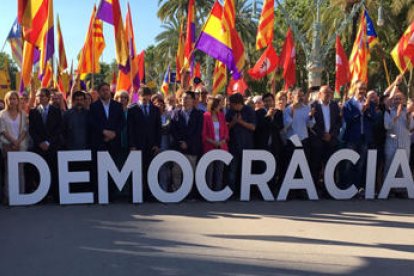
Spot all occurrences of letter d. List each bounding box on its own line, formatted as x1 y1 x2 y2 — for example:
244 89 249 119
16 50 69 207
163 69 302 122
8 152 50 206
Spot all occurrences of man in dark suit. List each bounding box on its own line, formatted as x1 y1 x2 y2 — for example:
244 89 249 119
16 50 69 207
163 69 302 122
342 81 376 194
29 88 62 201
310 86 342 197
88 82 125 199
127 87 161 199
170 91 203 192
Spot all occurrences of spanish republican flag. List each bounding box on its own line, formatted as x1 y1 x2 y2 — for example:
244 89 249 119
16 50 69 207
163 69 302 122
97 0 129 67
78 6 105 75
248 45 279 79
349 12 369 84
256 0 274 50
212 61 227 95
176 18 185 82
37 0 54 76
391 21 414 73
335 36 350 95
56 15 67 71
279 28 296 89
161 65 170 96
41 61 53 88
195 0 241 80
183 0 196 71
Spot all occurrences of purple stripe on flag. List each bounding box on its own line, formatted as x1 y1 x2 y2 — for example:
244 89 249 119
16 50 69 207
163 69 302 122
19 78 25 95
191 23 196 43
133 74 140 90
97 0 114 25
131 91 139 104
45 27 55 62
33 48 41 65
195 32 240 78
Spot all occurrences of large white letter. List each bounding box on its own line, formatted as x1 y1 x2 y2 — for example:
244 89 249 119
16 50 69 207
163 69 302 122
324 149 359 200
365 150 378 199
240 150 275 201
98 151 143 204
58 151 93 205
148 151 193 203
8 152 50 206
378 149 414 199
277 149 318 201
195 150 233 202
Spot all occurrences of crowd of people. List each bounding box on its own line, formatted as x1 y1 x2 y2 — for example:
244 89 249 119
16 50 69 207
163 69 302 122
0 74 412 204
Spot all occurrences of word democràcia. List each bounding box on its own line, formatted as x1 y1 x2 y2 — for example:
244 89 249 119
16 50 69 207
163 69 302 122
7 148 414 206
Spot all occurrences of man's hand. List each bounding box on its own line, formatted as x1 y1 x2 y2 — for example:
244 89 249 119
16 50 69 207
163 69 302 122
103 130 116 142
39 142 49 152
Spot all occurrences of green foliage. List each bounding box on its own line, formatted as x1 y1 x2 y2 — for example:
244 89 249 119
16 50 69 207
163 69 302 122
0 52 19 90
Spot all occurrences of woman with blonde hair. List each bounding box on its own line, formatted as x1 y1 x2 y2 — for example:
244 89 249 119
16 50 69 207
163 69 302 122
0 91 29 202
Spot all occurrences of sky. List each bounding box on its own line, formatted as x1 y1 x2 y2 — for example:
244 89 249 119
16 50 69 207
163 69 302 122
0 0 163 66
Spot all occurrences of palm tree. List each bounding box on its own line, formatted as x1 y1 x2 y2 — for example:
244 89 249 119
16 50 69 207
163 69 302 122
157 0 214 23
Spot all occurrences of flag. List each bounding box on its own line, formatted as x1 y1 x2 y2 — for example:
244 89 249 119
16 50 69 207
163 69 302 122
19 0 49 47
195 0 240 79
126 3 140 91
21 41 35 87
41 61 53 88
248 45 279 79
194 62 201 78
78 6 106 75
56 15 67 70
365 9 378 48
227 77 248 96
349 12 369 84
335 36 350 96
183 0 196 71
176 17 185 82
391 21 414 73
38 0 54 76
0 59 11 99
161 65 171 96
224 0 245 78
7 19 23 69
256 0 274 50
279 28 296 89
97 0 129 67
138 51 146 84
212 61 227 95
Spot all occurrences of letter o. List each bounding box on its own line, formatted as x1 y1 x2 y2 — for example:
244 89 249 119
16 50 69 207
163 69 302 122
148 151 193 203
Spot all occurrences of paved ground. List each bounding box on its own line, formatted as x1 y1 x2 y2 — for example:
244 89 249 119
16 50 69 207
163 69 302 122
1 199 414 275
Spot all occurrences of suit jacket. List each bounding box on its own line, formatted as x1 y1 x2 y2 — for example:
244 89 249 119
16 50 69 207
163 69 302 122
88 99 125 151
254 108 284 155
171 108 203 156
311 101 342 141
343 97 376 144
29 105 62 152
127 103 161 152
202 111 229 153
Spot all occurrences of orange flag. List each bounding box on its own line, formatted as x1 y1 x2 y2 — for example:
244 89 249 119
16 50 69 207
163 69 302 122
256 0 274 50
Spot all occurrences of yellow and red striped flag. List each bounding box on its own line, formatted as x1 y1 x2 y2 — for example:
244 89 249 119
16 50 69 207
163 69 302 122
212 61 227 95
176 17 185 82
57 15 67 71
256 0 274 50
78 6 106 75
391 21 414 73
349 12 369 84
41 61 53 88
19 0 49 47
21 41 36 87
37 0 54 76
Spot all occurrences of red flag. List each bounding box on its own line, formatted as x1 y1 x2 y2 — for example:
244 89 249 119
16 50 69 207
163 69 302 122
248 45 279 79
137 51 145 84
110 71 117 93
335 36 350 94
279 29 296 89
194 62 201 78
227 77 248 96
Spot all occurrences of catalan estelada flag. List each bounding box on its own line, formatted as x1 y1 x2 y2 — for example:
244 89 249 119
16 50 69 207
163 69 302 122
97 0 129 67
78 6 106 75
364 9 378 49
57 15 67 71
183 0 195 71
212 61 227 95
161 65 170 96
256 0 274 50
38 0 54 76
391 21 414 73
176 17 185 83
349 12 369 84
7 19 23 69
195 0 240 80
